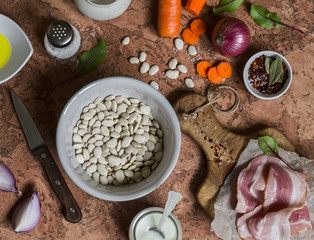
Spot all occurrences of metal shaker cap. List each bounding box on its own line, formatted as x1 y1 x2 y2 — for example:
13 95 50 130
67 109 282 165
47 21 74 48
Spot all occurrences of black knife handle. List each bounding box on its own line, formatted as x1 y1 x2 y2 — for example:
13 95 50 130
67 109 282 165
33 146 82 223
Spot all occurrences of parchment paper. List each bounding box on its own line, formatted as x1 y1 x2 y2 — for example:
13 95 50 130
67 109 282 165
211 139 314 240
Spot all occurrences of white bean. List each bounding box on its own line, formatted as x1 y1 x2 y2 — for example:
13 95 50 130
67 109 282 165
115 170 125 183
168 58 178 69
139 52 147 62
166 70 180 79
185 78 194 88
122 36 130 45
188 45 197 56
148 65 159 75
177 64 187 74
150 81 159 90
140 62 150 74
174 38 184 50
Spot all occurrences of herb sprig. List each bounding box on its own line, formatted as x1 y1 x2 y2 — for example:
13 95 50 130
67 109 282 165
213 0 243 14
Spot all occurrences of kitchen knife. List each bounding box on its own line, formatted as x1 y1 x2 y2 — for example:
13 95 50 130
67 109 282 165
10 90 82 223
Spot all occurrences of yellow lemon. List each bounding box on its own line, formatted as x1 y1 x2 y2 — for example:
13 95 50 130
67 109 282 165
0 33 11 69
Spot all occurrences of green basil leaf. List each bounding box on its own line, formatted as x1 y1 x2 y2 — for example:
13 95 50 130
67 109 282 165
76 39 107 77
258 136 279 156
213 0 243 14
269 57 283 86
250 4 285 28
265 57 273 75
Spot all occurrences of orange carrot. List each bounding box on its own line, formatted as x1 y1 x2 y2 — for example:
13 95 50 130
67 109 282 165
196 61 212 77
182 28 199 44
157 0 181 38
185 0 206 16
207 67 224 84
190 19 207 35
217 62 232 78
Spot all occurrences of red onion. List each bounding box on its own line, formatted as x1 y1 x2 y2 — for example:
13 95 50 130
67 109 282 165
212 17 250 57
0 162 20 193
12 190 41 233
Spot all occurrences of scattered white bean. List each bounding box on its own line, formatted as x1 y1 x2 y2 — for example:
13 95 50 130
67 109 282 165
140 62 150 74
166 70 180 79
150 81 159 90
177 64 187 74
129 56 140 64
122 36 130 45
148 65 159 75
139 52 147 62
188 45 197 56
185 78 194 88
174 38 184 50
168 58 178 69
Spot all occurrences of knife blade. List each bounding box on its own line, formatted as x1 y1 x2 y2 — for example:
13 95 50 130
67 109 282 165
11 90 82 223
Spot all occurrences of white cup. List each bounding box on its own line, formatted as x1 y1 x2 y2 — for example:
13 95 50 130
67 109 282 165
74 0 132 21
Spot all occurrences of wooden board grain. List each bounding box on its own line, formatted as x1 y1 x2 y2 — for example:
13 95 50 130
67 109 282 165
173 93 295 219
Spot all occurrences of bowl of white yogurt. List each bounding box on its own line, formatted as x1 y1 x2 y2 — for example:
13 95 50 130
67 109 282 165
129 207 182 240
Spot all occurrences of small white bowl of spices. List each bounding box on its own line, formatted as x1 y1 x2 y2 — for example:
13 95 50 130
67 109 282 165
56 76 181 201
243 51 292 100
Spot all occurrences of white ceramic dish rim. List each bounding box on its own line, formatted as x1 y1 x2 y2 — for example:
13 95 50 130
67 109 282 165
243 50 292 100
0 14 33 84
56 76 181 201
128 207 182 240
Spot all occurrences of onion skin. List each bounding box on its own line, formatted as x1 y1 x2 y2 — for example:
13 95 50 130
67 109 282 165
212 17 250 57
12 190 41 233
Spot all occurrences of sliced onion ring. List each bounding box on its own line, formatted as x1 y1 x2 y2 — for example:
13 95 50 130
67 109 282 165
0 163 20 193
12 190 41 233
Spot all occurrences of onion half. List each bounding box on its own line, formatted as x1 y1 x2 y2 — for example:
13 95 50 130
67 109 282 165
212 17 250 57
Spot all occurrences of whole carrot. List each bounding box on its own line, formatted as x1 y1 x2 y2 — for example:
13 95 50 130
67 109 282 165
157 0 181 38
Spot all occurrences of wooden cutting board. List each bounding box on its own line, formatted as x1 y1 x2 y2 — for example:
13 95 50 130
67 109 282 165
173 92 295 219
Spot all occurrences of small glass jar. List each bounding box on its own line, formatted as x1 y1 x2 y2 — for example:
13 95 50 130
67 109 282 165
129 207 182 240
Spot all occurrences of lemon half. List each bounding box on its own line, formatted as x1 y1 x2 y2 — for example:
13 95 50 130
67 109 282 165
0 33 11 69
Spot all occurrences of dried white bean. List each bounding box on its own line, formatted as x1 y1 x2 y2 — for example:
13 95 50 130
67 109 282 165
100 176 108 185
86 164 97 175
148 65 159 75
73 134 82 143
155 152 163 161
122 36 130 45
93 147 102 158
168 58 178 69
188 45 197 56
174 38 184 50
76 154 85 164
150 81 159 90
139 52 147 62
185 78 194 88
166 70 179 79
140 62 150 74
115 170 125 183
81 112 93 120
177 64 187 73
139 105 150 115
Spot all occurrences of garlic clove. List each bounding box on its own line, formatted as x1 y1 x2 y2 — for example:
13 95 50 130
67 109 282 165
0 163 20 193
12 190 41 233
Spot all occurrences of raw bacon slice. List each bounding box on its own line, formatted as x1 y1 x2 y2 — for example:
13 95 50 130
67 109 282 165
237 205 262 240
235 155 285 213
263 165 307 212
248 208 295 240
289 205 312 235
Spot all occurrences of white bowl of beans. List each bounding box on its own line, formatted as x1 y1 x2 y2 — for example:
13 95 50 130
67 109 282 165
243 51 292 100
56 77 181 201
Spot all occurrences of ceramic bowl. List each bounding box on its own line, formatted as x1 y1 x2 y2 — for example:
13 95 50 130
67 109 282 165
243 51 292 100
56 77 181 201
0 14 33 84
74 0 132 21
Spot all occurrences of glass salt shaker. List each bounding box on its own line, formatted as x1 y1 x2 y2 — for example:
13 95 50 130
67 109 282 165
44 20 82 60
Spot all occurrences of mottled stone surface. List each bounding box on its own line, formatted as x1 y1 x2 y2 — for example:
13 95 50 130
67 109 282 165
0 0 313 239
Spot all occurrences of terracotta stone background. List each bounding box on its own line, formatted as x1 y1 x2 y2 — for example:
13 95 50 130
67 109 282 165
0 0 313 239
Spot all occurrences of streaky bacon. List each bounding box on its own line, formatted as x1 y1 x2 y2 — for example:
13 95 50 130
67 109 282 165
235 155 285 213
289 205 312 235
237 205 262 240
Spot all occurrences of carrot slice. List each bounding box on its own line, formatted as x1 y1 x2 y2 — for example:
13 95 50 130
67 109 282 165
190 19 207 35
217 62 232 78
207 67 223 84
185 0 206 16
196 61 212 77
182 28 199 44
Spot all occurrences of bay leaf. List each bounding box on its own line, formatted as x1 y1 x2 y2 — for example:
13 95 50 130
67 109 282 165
76 39 107 77
268 57 283 86
265 57 273 75
213 0 243 14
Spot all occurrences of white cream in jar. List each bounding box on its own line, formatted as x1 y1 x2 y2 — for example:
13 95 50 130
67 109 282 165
129 207 182 240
